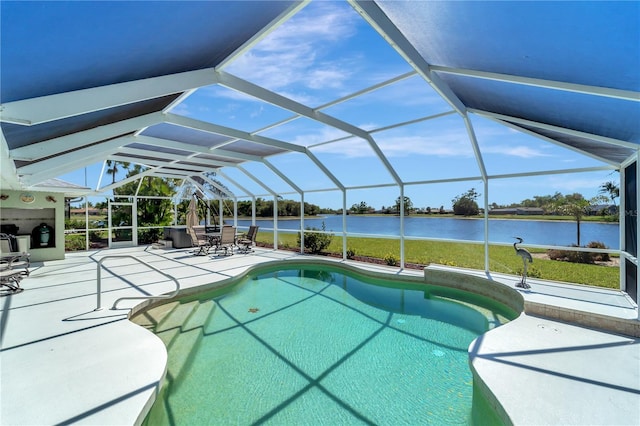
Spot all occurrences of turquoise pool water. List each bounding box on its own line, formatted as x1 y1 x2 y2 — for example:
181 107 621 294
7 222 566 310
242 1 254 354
141 264 515 425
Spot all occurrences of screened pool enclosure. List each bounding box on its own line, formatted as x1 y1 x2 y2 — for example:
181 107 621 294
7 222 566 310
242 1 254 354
1 1 638 308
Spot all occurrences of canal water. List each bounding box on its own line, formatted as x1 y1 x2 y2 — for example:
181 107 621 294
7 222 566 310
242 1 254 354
232 215 620 248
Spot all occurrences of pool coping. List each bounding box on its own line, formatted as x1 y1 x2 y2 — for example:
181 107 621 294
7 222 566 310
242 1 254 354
1 246 638 425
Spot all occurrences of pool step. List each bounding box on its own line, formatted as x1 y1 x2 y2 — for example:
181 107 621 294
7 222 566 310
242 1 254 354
133 298 218 403
156 300 200 334
165 300 217 389
183 299 216 331
131 301 180 330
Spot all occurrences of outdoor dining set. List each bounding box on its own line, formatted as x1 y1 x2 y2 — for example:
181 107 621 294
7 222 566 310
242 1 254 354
187 225 259 256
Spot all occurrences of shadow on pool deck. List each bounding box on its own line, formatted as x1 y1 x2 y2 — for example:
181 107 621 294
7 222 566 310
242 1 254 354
0 245 638 425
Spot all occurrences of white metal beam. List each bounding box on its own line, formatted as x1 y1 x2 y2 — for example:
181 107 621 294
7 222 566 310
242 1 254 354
304 148 345 191
476 113 621 167
10 112 164 161
113 161 211 177
248 71 418 141
237 165 277 196
98 168 157 193
117 147 237 168
17 135 132 178
0 68 218 125
216 69 369 135
20 151 111 186
471 109 639 151
197 174 237 200
309 111 457 149
109 156 205 175
463 115 487 180
149 169 203 178
217 70 403 185
487 166 616 181
0 131 21 189
216 1 310 71
165 113 306 153
318 71 418 111
215 169 255 199
132 135 253 164
262 159 303 194
430 65 640 102
350 0 468 115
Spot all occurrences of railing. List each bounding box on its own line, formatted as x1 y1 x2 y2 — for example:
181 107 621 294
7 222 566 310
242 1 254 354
96 255 180 310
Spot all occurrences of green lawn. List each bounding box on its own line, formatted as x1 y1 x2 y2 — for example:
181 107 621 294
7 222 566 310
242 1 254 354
256 232 619 289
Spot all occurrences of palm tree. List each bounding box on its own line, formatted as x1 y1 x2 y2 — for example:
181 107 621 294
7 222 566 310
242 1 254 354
599 181 619 207
550 194 607 246
105 160 130 184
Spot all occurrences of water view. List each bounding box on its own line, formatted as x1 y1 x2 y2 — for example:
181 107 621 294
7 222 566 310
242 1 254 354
233 216 619 248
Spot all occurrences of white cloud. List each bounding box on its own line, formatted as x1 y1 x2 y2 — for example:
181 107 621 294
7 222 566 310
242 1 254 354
381 135 470 157
225 3 360 96
311 137 371 158
311 127 474 159
250 105 264 119
287 125 352 147
546 175 609 194
481 144 552 158
168 102 191 116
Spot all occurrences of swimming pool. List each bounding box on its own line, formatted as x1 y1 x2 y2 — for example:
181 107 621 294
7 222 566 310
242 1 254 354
135 262 518 425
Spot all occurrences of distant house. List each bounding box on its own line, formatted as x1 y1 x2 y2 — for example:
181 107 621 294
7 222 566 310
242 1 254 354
588 204 617 216
70 208 105 216
489 207 544 215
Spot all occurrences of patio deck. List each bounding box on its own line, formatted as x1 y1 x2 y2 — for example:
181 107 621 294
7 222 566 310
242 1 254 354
1 246 638 425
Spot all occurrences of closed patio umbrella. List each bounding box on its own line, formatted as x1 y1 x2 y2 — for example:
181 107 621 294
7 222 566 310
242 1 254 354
186 197 199 229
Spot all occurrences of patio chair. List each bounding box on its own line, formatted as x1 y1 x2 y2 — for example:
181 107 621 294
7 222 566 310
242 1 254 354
217 225 236 256
0 235 29 294
236 225 259 254
187 227 211 256
0 233 30 277
0 267 24 294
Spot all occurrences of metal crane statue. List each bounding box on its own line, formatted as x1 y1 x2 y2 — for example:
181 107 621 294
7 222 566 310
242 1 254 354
513 237 533 289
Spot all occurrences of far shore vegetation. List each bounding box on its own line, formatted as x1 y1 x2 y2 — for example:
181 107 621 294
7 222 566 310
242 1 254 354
65 169 621 289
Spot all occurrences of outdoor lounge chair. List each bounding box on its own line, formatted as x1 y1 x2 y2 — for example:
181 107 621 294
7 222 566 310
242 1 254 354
187 226 211 256
0 233 30 277
0 235 29 294
236 225 258 254
0 269 24 294
217 225 236 256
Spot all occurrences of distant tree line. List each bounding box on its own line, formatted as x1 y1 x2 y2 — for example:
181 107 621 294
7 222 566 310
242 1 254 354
236 198 325 217
78 162 621 228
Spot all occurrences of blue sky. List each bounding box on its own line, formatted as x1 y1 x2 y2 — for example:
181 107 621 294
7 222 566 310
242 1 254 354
62 1 617 210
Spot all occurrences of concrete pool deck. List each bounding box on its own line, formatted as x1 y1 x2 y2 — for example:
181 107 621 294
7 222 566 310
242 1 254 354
1 246 638 425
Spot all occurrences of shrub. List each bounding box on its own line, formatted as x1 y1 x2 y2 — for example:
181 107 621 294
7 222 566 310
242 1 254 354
586 241 610 262
65 219 85 230
383 253 398 266
547 245 594 264
297 222 333 254
138 228 162 245
65 234 86 251
279 240 291 249
89 231 103 242
346 248 356 259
